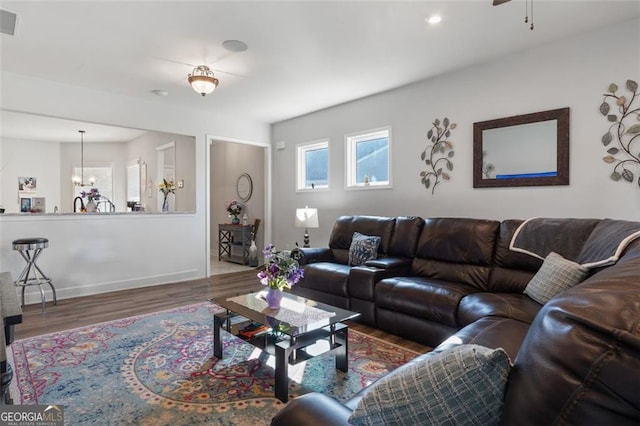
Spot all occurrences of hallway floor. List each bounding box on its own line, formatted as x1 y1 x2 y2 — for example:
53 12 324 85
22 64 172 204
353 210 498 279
210 255 257 276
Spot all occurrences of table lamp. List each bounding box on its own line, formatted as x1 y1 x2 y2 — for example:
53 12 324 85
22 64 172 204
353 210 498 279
295 206 319 247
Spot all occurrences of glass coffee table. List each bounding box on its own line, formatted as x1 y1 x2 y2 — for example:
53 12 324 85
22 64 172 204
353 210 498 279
210 291 360 402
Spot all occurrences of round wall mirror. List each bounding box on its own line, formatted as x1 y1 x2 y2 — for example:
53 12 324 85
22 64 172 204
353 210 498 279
236 173 253 202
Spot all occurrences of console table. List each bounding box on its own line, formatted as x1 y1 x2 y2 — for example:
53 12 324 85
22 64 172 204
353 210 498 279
218 224 251 265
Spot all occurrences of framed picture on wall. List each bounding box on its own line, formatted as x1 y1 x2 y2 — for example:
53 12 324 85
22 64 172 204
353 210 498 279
20 197 32 213
18 176 37 193
31 197 46 213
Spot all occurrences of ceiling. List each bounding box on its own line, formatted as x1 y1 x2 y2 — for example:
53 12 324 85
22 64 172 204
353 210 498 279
1 0 639 135
0 110 148 143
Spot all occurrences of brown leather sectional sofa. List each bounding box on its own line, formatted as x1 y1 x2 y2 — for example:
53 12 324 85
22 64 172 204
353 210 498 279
274 215 640 425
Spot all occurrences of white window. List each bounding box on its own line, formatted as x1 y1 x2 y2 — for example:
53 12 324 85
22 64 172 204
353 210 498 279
127 161 141 202
72 163 114 203
346 127 391 189
296 139 329 191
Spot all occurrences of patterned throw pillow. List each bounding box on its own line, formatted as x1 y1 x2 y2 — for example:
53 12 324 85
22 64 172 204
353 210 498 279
348 344 511 426
524 251 589 305
348 232 381 266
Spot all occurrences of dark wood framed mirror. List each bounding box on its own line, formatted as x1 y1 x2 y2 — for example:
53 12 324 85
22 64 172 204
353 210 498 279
473 107 570 188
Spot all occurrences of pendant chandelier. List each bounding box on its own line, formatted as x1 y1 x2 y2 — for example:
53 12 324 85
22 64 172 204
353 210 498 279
72 130 94 186
188 65 219 96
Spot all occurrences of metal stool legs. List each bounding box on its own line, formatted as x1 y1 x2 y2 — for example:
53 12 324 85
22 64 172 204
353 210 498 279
13 239 57 311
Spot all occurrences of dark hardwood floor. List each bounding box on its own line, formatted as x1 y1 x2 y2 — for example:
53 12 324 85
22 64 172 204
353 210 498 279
15 270 431 354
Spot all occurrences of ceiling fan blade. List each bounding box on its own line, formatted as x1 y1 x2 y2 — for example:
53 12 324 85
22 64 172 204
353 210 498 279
212 68 246 78
492 0 511 5
152 56 196 68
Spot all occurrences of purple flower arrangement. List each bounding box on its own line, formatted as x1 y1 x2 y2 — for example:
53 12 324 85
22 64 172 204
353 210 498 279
257 244 304 291
226 200 243 217
80 188 101 202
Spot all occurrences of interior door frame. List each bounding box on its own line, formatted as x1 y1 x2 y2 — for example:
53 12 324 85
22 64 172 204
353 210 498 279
205 134 272 276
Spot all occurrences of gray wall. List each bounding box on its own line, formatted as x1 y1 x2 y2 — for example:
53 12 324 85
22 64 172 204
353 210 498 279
210 141 266 254
271 19 640 249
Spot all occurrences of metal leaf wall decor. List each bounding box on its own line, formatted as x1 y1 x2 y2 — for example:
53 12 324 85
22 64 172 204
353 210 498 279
420 117 456 194
600 79 640 187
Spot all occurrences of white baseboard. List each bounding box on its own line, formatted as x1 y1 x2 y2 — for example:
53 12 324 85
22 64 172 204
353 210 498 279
21 269 200 306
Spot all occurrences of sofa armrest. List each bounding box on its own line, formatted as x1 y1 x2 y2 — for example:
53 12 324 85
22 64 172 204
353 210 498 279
365 256 412 271
1 272 22 404
295 247 334 266
349 264 410 301
1 272 22 356
271 393 353 426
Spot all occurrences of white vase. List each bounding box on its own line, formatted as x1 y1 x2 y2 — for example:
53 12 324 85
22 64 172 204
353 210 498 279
86 200 97 213
249 240 258 267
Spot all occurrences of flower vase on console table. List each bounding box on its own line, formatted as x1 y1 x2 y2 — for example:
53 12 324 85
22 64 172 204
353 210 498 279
266 288 283 309
231 215 240 224
162 196 169 213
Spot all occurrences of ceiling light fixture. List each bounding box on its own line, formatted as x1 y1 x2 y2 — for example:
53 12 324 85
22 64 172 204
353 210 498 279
427 15 442 25
493 0 535 30
188 65 219 96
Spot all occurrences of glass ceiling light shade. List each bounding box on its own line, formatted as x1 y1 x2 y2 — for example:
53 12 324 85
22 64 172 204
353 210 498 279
188 65 219 96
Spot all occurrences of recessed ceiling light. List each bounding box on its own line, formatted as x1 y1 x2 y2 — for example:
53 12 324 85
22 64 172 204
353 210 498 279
222 40 248 53
152 89 169 97
427 15 442 25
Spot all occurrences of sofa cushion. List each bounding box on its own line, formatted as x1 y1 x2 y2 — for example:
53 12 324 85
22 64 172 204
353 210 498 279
509 217 600 261
296 262 350 297
413 218 500 291
328 215 395 257
387 216 424 258
576 219 640 268
348 344 511 426
348 232 381 266
489 219 542 293
376 277 478 327
436 317 531 362
523 252 589 305
458 293 542 327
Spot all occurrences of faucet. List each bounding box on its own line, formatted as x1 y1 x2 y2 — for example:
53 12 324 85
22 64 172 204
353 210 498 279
73 196 85 213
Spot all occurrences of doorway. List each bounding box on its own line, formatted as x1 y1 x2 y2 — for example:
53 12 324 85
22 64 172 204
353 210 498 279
207 136 271 276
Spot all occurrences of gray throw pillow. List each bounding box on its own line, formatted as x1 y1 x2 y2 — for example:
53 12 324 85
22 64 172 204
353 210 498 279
348 232 381 266
348 344 511 426
524 251 589 305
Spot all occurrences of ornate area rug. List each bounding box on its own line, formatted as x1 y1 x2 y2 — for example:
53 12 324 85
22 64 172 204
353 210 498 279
9 302 420 425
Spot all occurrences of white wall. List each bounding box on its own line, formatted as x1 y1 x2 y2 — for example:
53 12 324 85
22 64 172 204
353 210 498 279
0 71 269 304
271 19 640 249
1 138 61 213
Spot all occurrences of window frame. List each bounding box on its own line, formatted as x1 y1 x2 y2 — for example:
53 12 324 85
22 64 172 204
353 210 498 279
126 159 141 203
295 138 330 192
72 161 115 202
345 126 392 190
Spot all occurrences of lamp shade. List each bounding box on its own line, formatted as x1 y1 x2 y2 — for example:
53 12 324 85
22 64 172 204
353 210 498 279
188 66 219 96
295 207 319 228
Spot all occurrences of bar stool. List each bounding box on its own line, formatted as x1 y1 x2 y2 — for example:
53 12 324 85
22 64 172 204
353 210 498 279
12 238 57 311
